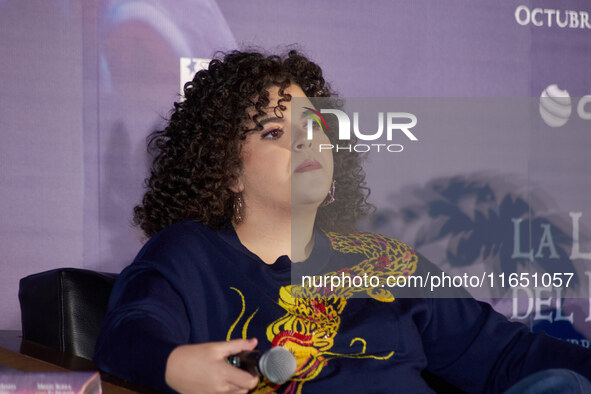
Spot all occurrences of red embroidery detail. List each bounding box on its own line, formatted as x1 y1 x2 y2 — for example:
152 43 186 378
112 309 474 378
374 256 391 271
321 286 334 296
312 300 326 314
272 330 313 347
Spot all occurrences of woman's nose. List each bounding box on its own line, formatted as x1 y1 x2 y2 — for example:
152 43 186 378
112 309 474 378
293 139 312 151
292 126 313 151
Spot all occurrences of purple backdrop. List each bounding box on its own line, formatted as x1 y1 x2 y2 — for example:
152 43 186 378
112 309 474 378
1 0 590 352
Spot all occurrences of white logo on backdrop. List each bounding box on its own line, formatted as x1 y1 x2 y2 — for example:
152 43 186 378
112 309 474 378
539 84 591 128
179 57 211 97
539 85 572 128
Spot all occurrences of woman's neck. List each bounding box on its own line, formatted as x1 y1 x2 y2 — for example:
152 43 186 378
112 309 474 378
234 206 316 265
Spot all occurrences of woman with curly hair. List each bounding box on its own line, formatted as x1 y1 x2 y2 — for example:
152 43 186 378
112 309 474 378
132 50 368 238
94 50 591 394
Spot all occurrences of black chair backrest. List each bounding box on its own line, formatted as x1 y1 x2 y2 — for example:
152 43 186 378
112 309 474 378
19 268 117 360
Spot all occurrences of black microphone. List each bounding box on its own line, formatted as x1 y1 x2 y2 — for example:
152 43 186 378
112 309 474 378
227 346 296 385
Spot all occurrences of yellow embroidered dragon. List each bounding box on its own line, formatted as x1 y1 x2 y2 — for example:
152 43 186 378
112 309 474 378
226 232 418 393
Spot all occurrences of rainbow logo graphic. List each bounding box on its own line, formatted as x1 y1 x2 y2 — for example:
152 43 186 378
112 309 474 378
303 106 328 135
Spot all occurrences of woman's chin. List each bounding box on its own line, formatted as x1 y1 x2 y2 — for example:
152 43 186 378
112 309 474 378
291 196 327 212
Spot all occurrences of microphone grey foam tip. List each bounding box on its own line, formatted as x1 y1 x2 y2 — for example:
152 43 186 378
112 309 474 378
258 346 297 385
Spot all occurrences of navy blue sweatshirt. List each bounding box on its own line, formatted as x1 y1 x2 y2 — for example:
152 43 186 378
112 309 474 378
94 221 591 393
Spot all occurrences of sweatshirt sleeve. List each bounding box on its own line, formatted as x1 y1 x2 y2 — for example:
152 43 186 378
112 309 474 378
93 267 191 392
420 297 591 393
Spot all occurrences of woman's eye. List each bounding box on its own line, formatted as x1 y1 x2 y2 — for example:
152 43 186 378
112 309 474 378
262 128 283 139
304 118 321 131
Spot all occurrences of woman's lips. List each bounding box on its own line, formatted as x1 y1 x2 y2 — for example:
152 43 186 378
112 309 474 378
295 159 323 173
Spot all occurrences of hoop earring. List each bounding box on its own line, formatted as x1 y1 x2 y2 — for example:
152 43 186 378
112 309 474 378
233 194 244 224
321 180 336 207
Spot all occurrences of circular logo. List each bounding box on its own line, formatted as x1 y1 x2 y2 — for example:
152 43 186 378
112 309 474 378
539 84 572 127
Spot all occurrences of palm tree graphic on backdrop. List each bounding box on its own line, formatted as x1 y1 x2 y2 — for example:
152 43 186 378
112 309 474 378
368 174 577 295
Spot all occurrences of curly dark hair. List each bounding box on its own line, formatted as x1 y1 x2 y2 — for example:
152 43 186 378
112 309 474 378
134 49 372 237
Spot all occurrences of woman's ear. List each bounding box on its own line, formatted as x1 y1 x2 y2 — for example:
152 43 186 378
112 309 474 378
229 177 244 194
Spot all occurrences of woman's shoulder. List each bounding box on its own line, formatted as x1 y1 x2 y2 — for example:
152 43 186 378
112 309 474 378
320 230 464 297
321 230 442 277
150 219 213 240
117 221 233 286
323 230 417 256
134 220 224 263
